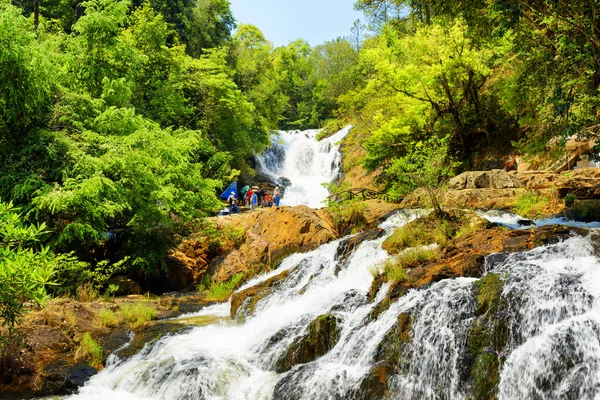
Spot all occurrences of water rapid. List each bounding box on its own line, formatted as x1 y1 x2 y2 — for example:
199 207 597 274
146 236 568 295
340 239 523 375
254 126 351 208
69 214 600 399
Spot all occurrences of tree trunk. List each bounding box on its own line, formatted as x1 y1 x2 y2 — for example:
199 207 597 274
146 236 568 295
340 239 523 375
34 0 39 29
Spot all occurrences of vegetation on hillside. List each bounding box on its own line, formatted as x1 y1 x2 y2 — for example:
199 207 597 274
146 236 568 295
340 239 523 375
3 0 600 313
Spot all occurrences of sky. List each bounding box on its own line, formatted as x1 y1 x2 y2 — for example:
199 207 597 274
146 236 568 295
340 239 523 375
229 0 364 48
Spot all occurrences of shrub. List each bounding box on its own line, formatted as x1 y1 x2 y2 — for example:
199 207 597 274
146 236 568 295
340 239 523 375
50 255 128 298
564 193 577 207
0 201 56 342
75 332 103 368
120 302 156 330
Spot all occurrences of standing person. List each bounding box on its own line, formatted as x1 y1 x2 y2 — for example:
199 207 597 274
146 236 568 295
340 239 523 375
258 187 266 207
227 191 239 215
273 186 281 207
246 189 253 207
251 190 258 211
240 184 249 206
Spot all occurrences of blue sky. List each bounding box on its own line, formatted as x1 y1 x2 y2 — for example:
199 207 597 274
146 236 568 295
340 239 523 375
229 0 364 48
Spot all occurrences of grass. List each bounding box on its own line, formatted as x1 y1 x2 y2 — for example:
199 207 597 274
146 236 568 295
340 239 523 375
511 191 550 218
65 310 78 329
383 211 488 255
75 332 103 368
76 283 99 302
382 247 440 282
120 302 156 330
382 258 409 282
98 308 120 328
204 273 245 301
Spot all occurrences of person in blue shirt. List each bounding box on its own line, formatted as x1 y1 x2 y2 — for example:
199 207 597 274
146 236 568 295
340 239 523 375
273 186 281 207
251 190 258 211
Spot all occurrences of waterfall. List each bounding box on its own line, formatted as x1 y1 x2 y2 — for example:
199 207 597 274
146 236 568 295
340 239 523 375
254 126 351 208
68 215 600 399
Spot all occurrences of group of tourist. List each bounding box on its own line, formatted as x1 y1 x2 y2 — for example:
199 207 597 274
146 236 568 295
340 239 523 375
226 185 281 215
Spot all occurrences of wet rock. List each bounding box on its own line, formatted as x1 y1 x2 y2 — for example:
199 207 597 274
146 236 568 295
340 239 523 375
347 313 412 399
275 314 341 373
230 269 292 320
114 321 192 360
62 364 98 394
516 219 535 227
105 276 142 296
346 361 391 400
330 290 366 313
335 228 384 274
468 273 509 400
278 176 292 187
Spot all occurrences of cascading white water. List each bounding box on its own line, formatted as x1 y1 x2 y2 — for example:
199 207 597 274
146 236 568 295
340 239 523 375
68 211 600 400
493 236 600 400
254 126 351 208
68 211 417 400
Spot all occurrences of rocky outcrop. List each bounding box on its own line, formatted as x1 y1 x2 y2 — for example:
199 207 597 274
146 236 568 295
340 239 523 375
448 170 522 190
403 168 600 212
275 314 341 373
230 269 292 320
168 201 399 290
372 225 586 318
0 293 209 399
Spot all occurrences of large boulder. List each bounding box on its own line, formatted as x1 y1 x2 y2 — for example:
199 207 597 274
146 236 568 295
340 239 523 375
448 170 522 190
275 314 341 373
212 206 337 282
105 276 142 296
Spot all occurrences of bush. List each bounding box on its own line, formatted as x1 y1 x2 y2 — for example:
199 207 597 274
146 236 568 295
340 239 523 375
0 201 56 342
120 302 156 330
564 193 577 207
49 255 128 298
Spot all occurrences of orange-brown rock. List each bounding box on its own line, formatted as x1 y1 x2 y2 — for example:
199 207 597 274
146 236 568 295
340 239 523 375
169 201 399 288
375 225 587 313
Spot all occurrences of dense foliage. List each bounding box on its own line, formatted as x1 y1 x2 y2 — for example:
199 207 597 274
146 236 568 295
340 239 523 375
3 0 599 298
343 0 600 194
0 0 359 293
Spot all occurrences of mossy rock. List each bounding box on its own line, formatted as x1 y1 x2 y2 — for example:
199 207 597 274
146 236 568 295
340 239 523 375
374 313 412 366
468 273 509 400
275 314 341 373
348 313 412 399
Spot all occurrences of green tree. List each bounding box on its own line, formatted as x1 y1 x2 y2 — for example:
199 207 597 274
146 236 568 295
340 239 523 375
0 4 55 150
